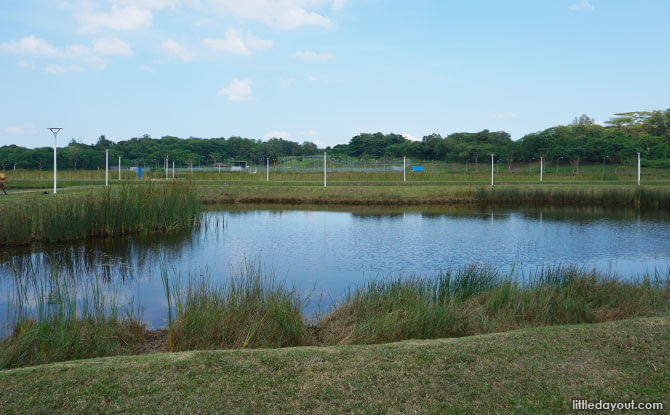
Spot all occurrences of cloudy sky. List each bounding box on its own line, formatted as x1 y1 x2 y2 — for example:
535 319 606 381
2 0 669 148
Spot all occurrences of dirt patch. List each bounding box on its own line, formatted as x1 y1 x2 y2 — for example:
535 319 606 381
138 329 168 354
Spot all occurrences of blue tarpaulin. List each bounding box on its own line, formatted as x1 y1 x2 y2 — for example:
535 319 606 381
138 167 142 179
411 166 424 172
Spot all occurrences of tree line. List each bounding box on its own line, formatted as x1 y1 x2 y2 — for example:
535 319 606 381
1 109 668 170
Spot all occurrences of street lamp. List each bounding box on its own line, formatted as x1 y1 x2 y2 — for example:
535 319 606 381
48 128 62 194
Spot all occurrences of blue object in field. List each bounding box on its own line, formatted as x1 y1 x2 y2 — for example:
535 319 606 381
138 167 142 179
411 166 424 172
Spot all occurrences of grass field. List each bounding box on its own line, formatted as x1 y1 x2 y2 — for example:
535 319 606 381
0 317 667 414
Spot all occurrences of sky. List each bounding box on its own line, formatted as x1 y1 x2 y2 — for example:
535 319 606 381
1 0 669 149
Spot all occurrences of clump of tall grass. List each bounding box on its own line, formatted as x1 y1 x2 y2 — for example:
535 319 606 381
162 260 310 351
475 186 670 209
0 183 201 245
318 265 670 345
0 269 144 369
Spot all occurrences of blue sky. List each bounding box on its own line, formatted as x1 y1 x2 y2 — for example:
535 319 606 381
1 0 669 148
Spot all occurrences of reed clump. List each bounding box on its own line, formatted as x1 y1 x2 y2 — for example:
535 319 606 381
475 186 670 208
162 261 310 351
318 265 670 345
0 271 144 369
0 183 201 245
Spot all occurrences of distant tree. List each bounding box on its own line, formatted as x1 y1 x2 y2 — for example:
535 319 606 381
571 114 595 126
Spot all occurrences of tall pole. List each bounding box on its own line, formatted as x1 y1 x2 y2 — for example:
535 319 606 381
491 154 494 186
105 149 109 186
324 152 327 187
48 128 62 194
540 157 543 182
172 161 175 179
637 152 641 186
118 156 121 181
266 158 269 182
403 156 406 182
165 156 168 180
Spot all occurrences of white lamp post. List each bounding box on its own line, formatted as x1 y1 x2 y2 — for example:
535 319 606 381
48 128 62 194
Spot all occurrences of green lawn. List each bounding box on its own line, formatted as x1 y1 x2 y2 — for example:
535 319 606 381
1 317 667 414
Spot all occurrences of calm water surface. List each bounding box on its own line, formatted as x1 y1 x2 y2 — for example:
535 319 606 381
1 205 669 329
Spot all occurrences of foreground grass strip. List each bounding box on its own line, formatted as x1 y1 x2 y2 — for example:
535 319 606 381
0 317 667 414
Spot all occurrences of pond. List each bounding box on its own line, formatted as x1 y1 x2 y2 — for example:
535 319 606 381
1 205 669 329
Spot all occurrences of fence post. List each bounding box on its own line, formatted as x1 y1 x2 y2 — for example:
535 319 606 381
491 154 494 186
324 152 327 187
118 156 121 181
637 152 641 186
403 156 406 182
105 149 109 186
540 157 543 182
267 158 269 182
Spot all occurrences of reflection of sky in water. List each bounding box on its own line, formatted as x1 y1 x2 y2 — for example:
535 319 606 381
1 207 669 330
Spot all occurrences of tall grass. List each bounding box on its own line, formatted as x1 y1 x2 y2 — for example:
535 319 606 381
0 183 201 245
318 265 670 345
0 268 144 369
475 186 670 209
162 261 310 351
2 263 668 369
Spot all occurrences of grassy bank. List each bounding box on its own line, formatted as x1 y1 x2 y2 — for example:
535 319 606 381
1 271 144 370
3 264 667 370
0 183 201 245
0 317 667 413
318 265 669 345
162 261 310 351
197 183 670 209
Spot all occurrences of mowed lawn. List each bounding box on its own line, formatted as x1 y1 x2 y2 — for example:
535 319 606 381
1 317 667 414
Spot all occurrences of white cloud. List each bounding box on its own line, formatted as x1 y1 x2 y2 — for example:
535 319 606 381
491 112 519 119
402 133 420 142
570 1 595 11
44 64 83 74
17 60 34 69
77 4 153 33
6 127 25 134
307 75 318 82
332 0 347 10
1 36 132 70
0 36 59 56
202 29 272 55
218 78 252 101
264 130 291 139
208 0 335 29
93 37 133 56
161 39 192 61
139 64 156 72
292 50 334 61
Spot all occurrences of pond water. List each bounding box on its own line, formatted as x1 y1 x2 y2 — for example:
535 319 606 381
1 205 669 329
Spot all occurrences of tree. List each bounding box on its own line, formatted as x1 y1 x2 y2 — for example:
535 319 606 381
571 114 595 126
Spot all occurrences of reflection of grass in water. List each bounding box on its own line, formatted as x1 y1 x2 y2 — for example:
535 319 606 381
0 183 201 246
1 268 144 370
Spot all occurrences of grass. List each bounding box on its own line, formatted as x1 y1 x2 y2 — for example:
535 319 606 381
0 316 667 413
162 261 310 351
318 265 670 345
0 183 201 245
0 268 144 370
2 264 668 370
